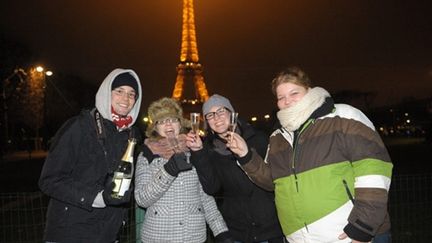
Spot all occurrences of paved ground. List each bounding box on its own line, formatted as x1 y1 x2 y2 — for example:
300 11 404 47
2 150 48 162
1 150 47 192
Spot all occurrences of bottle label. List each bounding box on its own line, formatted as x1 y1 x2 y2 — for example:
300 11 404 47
112 172 131 197
117 178 131 196
112 172 123 192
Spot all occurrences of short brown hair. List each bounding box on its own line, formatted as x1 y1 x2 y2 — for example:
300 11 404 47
271 66 312 96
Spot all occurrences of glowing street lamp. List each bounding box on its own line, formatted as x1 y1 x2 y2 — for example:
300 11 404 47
36 66 53 77
32 65 53 150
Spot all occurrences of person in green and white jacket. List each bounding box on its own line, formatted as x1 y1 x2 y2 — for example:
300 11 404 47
227 66 392 243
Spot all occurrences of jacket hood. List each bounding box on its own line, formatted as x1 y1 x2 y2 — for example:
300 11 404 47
95 68 142 126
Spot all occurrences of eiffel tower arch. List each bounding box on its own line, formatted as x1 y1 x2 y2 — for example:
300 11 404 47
172 0 209 114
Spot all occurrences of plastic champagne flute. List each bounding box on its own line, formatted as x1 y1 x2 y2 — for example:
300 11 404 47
190 112 200 134
228 112 238 142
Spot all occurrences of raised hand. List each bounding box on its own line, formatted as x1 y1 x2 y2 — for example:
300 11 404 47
164 153 193 176
226 132 248 157
185 131 203 151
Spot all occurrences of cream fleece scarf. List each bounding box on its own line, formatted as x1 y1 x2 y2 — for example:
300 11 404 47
277 87 330 132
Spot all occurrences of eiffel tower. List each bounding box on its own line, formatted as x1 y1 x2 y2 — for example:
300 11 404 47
172 0 209 112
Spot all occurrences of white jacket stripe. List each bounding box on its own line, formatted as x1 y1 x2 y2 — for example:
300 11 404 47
355 175 391 191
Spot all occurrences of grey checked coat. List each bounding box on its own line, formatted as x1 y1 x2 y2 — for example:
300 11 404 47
134 152 228 243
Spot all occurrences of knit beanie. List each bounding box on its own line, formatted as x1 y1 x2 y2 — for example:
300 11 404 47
112 72 139 97
202 94 235 116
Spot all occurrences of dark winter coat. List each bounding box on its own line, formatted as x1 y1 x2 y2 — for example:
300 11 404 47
39 110 139 242
38 68 143 243
191 120 284 242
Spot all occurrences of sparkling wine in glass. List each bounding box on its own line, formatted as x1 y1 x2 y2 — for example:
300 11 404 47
190 112 200 134
228 112 238 142
167 133 190 163
166 133 180 153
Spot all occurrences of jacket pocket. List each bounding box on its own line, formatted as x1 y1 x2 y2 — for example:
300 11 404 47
342 179 355 204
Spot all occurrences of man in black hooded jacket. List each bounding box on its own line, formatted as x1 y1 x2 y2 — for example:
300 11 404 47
39 68 142 243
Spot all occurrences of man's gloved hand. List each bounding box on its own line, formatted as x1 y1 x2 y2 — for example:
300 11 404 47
102 176 132 206
163 153 192 176
214 231 234 243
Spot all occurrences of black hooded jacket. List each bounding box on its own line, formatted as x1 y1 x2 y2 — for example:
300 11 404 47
38 110 140 242
38 68 142 243
191 120 284 242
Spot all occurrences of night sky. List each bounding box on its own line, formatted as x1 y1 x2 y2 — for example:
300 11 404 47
1 0 431 118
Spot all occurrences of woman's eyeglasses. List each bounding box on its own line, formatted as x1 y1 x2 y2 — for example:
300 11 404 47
156 117 180 125
205 107 228 120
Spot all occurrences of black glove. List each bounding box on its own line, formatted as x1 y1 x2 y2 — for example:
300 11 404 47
214 231 234 243
102 176 132 206
164 153 192 176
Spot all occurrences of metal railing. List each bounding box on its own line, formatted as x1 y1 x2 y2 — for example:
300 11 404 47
1 174 431 243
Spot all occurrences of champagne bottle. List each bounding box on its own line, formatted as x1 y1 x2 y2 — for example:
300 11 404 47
111 138 136 198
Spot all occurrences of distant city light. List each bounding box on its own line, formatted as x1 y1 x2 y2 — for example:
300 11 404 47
251 117 257 122
405 113 409 116
143 117 149 123
264 114 270 119
406 119 410 123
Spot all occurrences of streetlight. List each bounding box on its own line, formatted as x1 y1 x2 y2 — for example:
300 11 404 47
33 66 53 150
36 66 44 73
35 66 53 78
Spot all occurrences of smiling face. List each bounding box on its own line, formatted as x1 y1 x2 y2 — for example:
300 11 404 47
205 106 230 138
155 117 181 138
271 66 312 110
111 85 136 116
276 82 308 110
